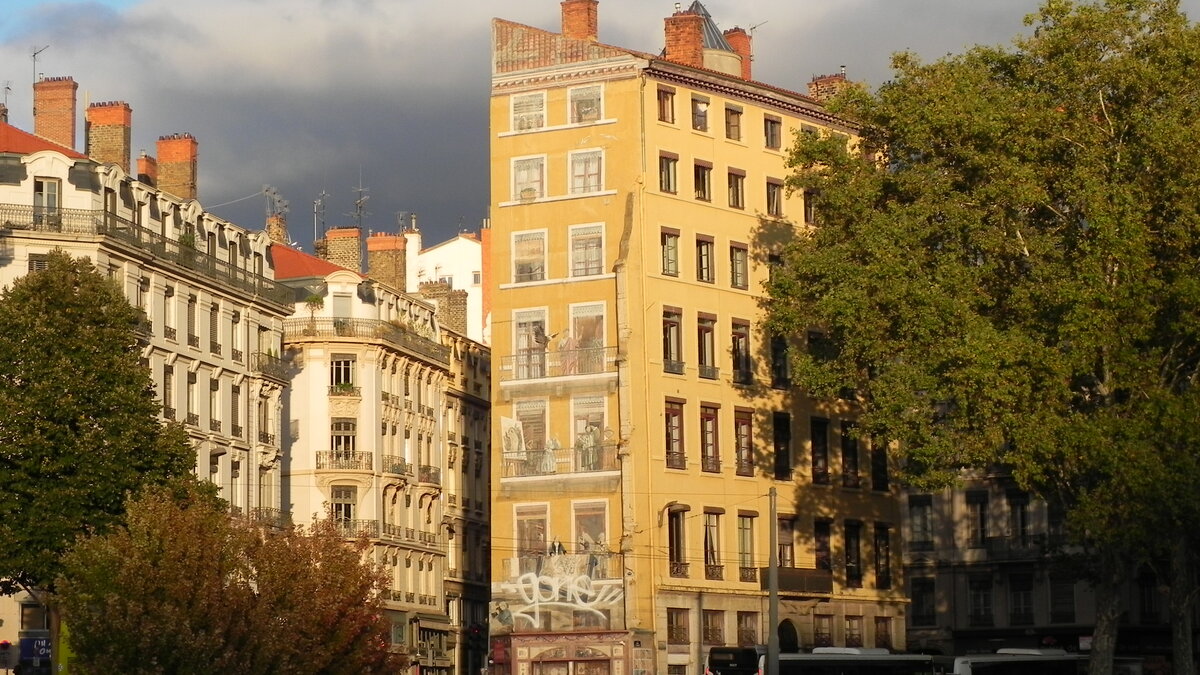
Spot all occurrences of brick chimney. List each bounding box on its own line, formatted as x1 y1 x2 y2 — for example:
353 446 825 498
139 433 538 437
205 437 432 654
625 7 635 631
324 227 362 272
33 76 78 150
561 0 598 41
156 133 198 200
367 232 407 292
266 214 288 244
419 281 469 336
808 70 849 102
0 103 8 124
664 11 704 69
86 101 132 173
723 27 752 80
137 151 158 186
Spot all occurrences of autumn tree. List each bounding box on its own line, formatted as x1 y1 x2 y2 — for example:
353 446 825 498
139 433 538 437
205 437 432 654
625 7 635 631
0 251 193 595
765 1 1200 672
58 482 404 674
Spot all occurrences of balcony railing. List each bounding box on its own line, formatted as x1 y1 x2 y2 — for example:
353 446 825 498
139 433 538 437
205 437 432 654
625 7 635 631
283 318 449 366
248 507 292 529
331 518 379 538
738 629 758 646
0 203 293 306
380 524 447 552
498 346 617 382
666 451 686 470
188 334 200 348
664 359 685 375
501 442 618 478
733 366 754 386
699 364 719 380
736 457 754 476
258 431 276 445
669 561 689 578
418 465 441 485
760 567 833 593
164 326 177 341
739 566 758 583
667 626 689 645
186 413 199 426
701 455 720 473
985 534 1047 561
705 564 724 580
328 384 362 397
210 419 223 433
702 627 724 645
231 348 243 363
210 341 222 355
252 352 289 382
316 451 373 471
232 424 243 438
163 406 176 421
382 455 410 476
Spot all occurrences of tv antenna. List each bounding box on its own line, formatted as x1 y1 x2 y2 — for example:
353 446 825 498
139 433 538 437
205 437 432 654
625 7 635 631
2 81 11 108
262 185 289 218
313 190 329 241
31 45 49 86
348 179 370 230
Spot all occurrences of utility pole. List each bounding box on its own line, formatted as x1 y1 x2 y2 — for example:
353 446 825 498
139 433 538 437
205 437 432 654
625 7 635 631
768 487 779 675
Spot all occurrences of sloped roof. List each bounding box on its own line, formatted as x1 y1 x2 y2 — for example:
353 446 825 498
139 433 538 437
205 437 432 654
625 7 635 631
688 1 735 52
271 244 361 280
0 121 86 158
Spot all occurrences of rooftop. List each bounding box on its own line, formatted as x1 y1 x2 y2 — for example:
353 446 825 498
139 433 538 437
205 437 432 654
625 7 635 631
0 121 87 159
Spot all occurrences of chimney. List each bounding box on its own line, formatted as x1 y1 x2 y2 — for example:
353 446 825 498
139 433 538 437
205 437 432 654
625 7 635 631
0 103 8 124
266 213 288 244
33 76 78 150
137 151 158 186
156 133 198 200
85 101 133 173
324 226 362 272
664 11 704 69
561 0 599 41
419 281 469 336
808 70 849 103
367 232 407 293
723 27 752 80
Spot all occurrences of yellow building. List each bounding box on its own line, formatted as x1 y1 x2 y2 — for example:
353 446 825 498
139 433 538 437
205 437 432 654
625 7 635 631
487 3 908 675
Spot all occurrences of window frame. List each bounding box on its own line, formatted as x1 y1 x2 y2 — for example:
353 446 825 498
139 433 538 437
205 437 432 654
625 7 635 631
662 308 683 373
511 92 546 132
764 115 782 149
568 148 604 195
512 155 547 200
661 229 680 276
694 161 712 201
734 409 753 476
665 400 685 468
696 237 715 283
659 153 678 193
725 105 743 141
728 169 746 209
568 84 603 124
700 404 719 471
657 87 676 124
697 315 717 377
512 229 548 283
766 179 784 217
569 223 604 277
691 96 709 132
730 244 748 288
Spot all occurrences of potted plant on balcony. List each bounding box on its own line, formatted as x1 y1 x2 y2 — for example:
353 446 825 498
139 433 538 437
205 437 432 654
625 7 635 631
331 381 357 396
304 293 323 335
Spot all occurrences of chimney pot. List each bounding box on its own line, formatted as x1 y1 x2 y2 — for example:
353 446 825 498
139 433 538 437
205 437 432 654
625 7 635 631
33 76 78 150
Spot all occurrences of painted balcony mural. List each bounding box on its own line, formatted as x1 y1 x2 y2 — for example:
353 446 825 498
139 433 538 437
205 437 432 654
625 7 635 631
490 549 625 634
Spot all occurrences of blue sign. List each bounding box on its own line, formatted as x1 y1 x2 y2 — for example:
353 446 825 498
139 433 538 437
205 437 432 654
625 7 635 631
20 637 50 660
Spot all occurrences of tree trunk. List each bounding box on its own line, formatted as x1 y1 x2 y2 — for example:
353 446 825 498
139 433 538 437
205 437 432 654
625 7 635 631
1171 538 1196 675
1090 559 1123 675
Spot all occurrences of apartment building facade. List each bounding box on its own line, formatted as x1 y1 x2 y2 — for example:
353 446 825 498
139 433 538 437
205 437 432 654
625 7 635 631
274 240 491 675
487 4 908 675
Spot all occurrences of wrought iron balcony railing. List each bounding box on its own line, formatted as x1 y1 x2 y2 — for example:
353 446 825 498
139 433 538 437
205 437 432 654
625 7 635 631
331 518 379 538
669 561 689 578
283 318 449 366
328 384 362 397
501 442 618 478
666 451 686 470
418 465 441 485
664 359 685 375
316 451 373 471
498 346 617 382
699 364 719 380
251 352 288 383
382 456 410 476
705 564 724 580
701 455 720 473
739 566 758 583
736 457 754 476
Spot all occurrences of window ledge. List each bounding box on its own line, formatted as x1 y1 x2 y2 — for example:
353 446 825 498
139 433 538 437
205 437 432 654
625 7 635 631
498 118 617 138
499 190 617 208
498 273 615 290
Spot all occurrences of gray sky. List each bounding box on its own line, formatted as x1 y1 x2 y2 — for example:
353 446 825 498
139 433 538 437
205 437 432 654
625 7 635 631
3 0 1197 249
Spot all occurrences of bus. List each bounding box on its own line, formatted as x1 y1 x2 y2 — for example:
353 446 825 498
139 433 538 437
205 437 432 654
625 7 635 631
707 647 946 675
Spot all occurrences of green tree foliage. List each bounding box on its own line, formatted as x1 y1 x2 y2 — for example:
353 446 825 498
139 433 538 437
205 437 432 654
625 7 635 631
0 251 193 594
765 1 1200 670
58 482 405 674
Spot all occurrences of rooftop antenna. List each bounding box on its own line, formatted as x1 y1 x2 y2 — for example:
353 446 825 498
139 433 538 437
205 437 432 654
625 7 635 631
313 190 329 241
31 45 49 87
263 185 289 219
748 20 768 35
2 81 11 108
348 175 370 230
396 211 410 231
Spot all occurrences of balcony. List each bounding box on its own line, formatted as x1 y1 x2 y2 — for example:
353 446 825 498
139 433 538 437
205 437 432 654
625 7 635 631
248 507 292 529
498 346 617 386
669 561 689 578
188 334 200 348
283 318 450 366
164 326 177 341
736 458 754 476
733 367 754 386
760 567 833 594
231 348 243 363
699 364 719 380
0 203 294 306
380 523 447 552
210 419 223 433
667 625 689 645
739 566 758 583
316 451 373 471
382 455 410 476
163 406 176 421
328 384 362 397
252 352 289 383
701 455 720 473
666 451 686 470
331 518 379 538
705 564 724 580
210 341 222 356
232 424 243 438
501 442 617 478
664 359 685 375
258 431 276 445
737 629 758 647
418 464 441 485
186 413 200 426
702 627 725 645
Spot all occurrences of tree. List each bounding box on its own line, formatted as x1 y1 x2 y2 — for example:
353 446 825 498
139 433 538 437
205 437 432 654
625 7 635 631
0 251 194 595
764 1 1200 672
57 482 405 674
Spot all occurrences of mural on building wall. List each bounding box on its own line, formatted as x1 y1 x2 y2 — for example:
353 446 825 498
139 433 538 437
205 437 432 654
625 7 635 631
490 548 625 633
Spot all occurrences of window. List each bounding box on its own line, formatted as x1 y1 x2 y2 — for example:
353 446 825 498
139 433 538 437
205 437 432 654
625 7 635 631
514 311 548 379
700 405 719 472
968 577 994 626
1049 577 1076 623
810 417 830 485
472 271 482 285
764 115 782 149
911 578 936 625
512 92 545 131
661 229 680 275
331 418 357 455
803 189 818 224
665 400 685 468
663 308 683 373
777 517 795 567
667 607 689 643
702 609 724 644
515 399 547 458
730 245 748 288
569 85 602 123
874 525 892 589
513 156 545 200
697 317 716 379
728 170 745 209
209 303 221 354
845 521 863 588
734 410 753 476
725 106 742 140
770 335 789 388
691 97 709 131
841 421 860 488
570 224 603 277
27 253 48 273
766 180 784 217
569 303 605 373
737 611 758 646
331 485 356 522
909 495 934 550
21 603 48 631
513 231 546 282
668 509 687 576
1008 490 1030 543
871 439 889 491
573 501 607 552
967 491 988 547
737 515 754 569
33 177 61 225
696 237 714 282
874 617 892 650
772 412 792 480
703 513 721 578
1009 573 1034 625
657 87 676 123
330 354 356 387
569 149 603 194
732 322 751 385
814 614 833 648
694 162 712 201
187 295 198 346
231 384 241 436
208 379 221 429
845 616 863 648
659 154 678 193
515 504 548 572
814 520 831 571
162 365 175 417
